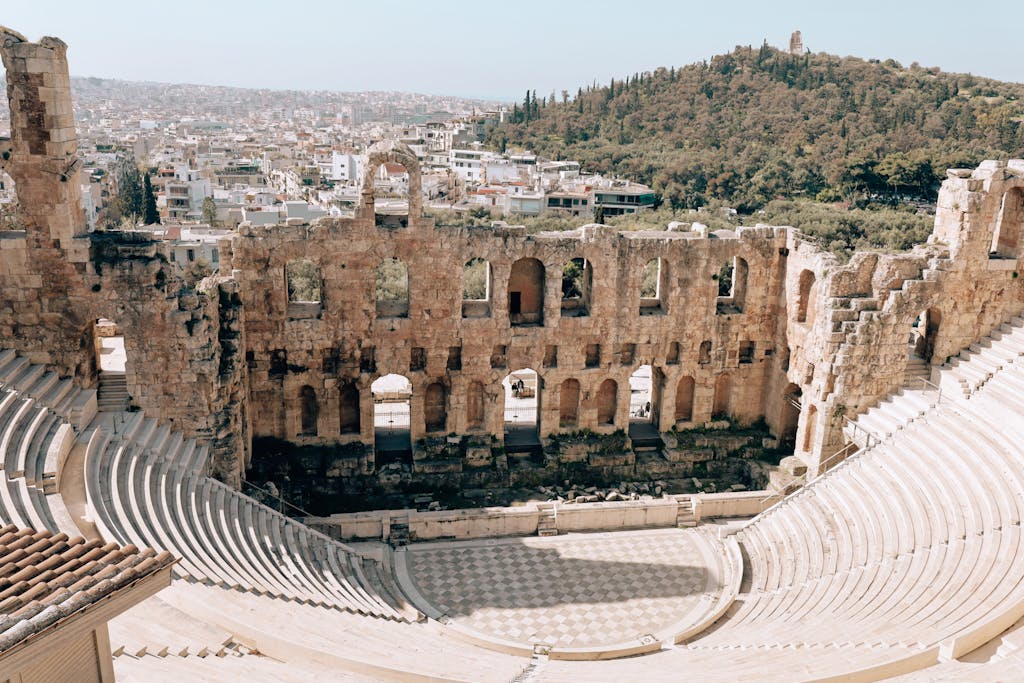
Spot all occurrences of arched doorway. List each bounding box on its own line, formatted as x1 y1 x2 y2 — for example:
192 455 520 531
371 374 412 467
423 382 447 433
299 385 318 436
559 379 580 427
596 379 618 426
338 382 360 434
712 373 731 419
779 383 802 450
503 369 540 452
675 376 695 423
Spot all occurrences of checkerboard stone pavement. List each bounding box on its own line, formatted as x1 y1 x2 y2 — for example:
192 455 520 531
405 529 715 648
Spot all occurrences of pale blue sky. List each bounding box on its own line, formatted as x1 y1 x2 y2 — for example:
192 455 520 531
4 1 1023 100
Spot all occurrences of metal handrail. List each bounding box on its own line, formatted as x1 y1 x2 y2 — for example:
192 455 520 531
757 441 860 511
240 478 316 519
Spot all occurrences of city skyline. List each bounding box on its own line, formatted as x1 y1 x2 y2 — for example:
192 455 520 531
4 0 1024 101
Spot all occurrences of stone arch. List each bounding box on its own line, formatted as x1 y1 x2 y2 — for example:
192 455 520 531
376 257 409 318
509 257 545 326
559 378 580 427
675 376 695 422
991 187 1024 259
796 269 815 324
299 385 318 436
466 380 485 430
462 257 491 318
358 139 423 220
596 378 617 426
560 257 592 317
712 373 731 418
338 381 360 434
424 382 447 433
803 404 818 453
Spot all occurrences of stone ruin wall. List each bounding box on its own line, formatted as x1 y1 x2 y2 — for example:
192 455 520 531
0 29 249 483
1 27 1023 489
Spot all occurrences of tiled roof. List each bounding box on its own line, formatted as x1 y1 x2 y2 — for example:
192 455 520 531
0 525 175 654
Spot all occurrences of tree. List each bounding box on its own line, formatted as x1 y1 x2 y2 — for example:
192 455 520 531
201 196 218 226
142 174 160 225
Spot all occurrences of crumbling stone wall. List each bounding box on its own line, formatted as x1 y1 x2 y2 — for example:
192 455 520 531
233 143 790 477
3 27 1024 492
0 30 249 484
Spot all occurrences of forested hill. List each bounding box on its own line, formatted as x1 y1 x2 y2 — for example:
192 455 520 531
485 44 1024 211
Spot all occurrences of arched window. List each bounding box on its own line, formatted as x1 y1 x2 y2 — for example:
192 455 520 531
376 257 409 318
559 379 580 427
991 188 1024 259
712 374 731 419
424 382 447 432
675 376 695 422
299 385 318 436
466 380 485 430
339 382 360 434
561 257 592 317
796 269 815 324
639 258 667 315
509 257 545 326
716 256 748 314
462 258 491 318
597 379 617 426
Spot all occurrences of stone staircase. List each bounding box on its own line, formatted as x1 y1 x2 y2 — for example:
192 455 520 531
388 513 410 547
97 371 130 412
904 354 930 384
676 497 697 528
536 502 557 536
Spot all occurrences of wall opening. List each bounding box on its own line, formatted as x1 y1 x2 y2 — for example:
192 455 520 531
93 319 132 412
698 340 712 365
585 343 601 368
462 257 491 318
509 258 545 326
666 341 680 365
503 369 541 451
339 382 360 434
596 378 618 426
675 376 695 423
639 258 667 315
285 259 322 318
423 382 447 433
376 257 409 318
560 257 592 317
371 374 412 466
712 373 731 419
374 161 409 228
629 365 654 423
990 187 1024 259
716 256 748 314
299 385 318 436
628 365 663 444
466 380 485 430
559 378 580 427
910 307 941 363
796 269 816 324
780 383 801 450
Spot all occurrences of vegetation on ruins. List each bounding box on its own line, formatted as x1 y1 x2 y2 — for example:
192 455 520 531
99 156 144 229
488 44 1024 211
462 257 489 299
286 259 321 303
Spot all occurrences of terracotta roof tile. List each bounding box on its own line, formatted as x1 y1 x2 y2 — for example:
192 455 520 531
0 528 175 655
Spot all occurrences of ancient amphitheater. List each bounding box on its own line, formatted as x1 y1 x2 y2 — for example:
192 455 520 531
3 27 1024 682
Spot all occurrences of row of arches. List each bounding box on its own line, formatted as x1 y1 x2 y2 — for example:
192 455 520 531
284 255 756 322
293 368 739 443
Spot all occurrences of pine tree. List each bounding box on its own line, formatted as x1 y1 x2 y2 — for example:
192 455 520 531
142 173 160 225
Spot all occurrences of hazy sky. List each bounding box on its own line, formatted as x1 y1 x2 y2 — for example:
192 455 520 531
4 1 1023 101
